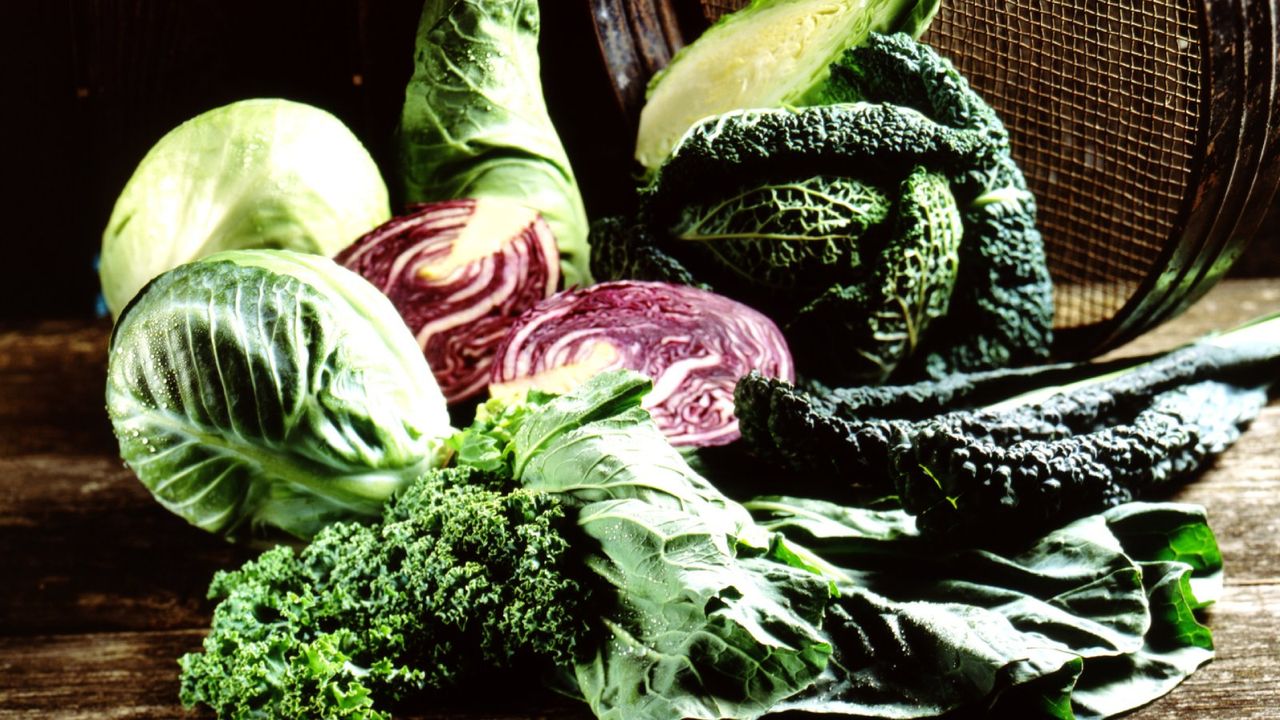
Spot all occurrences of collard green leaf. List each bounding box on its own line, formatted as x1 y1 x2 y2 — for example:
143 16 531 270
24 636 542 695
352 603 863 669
511 371 760 544
467 371 838 720
574 499 832 720
1070 503 1222 718
106 250 453 542
748 497 1221 718
397 0 591 286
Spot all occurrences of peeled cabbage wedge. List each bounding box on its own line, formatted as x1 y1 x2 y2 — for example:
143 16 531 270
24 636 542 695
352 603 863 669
635 0 941 169
99 99 390 317
106 249 453 543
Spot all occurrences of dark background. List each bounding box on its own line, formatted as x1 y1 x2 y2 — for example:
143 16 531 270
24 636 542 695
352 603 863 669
4 1 1278 322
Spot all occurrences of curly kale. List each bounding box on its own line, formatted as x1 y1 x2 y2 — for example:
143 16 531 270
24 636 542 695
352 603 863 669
732 315 1280 540
595 33 1053 383
178 466 593 719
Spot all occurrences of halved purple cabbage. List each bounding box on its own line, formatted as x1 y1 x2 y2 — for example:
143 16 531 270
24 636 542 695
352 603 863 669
489 280 794 446
336 198 559 403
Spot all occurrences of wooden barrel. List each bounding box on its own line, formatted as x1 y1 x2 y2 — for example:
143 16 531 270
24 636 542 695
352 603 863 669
583 0 1280 357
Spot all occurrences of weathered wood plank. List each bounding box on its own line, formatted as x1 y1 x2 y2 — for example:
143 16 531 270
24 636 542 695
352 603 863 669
0 454 252 635
0 319 115 457
0 630 206 720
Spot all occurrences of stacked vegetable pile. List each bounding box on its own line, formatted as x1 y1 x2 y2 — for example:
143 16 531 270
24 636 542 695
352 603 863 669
595 3 1054 384
94 0 1278 719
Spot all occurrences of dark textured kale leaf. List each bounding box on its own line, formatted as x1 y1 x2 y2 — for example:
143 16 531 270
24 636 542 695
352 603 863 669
732 314 1280 541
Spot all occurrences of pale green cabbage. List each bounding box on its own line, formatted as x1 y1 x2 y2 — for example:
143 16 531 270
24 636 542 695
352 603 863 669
100 98 390 317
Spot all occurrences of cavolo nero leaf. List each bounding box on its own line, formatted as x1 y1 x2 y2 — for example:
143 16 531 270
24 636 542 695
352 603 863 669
397 0 591 286
747 497 1221 718
106 249 453 542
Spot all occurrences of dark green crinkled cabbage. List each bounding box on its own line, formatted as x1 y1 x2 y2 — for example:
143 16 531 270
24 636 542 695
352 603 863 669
596 33 1053 384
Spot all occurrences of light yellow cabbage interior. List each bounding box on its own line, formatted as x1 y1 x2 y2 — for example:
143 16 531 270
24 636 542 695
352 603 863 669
489 342 621 401
636 0 877 169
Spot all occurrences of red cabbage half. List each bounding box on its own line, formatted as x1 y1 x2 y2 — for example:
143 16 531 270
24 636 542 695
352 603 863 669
489 280 794 446
336 198 559 403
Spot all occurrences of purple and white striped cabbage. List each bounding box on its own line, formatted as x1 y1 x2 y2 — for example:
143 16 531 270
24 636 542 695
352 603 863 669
489 280 794 446
337 198 559 403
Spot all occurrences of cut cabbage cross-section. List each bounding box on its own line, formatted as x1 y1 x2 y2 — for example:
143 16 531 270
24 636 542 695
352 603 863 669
489 280 794 446
337 198 560 404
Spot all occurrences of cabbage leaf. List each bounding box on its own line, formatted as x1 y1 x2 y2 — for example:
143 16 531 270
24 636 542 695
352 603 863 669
397 0 591 287
106 249 453 542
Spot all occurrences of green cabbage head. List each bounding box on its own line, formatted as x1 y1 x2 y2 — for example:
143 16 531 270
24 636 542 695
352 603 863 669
99 99 390 317
105 249 453 543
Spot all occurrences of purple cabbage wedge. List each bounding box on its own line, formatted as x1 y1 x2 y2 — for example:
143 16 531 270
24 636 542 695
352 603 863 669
336 198 559 404
489 280 794 446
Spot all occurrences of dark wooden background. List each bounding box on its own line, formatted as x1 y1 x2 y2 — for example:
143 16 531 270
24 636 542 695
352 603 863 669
3 1 1278 322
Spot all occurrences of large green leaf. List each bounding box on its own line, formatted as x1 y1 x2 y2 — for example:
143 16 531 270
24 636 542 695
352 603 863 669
456 371 838 720
573 499 832 720
748 498 1222 718
106 250 453 542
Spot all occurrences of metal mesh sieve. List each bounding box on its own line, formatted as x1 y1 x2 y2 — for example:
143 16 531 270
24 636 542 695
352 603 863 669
922 2 1202 332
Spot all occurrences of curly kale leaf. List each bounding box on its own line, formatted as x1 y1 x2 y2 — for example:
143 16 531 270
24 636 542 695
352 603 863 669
178 466 592 719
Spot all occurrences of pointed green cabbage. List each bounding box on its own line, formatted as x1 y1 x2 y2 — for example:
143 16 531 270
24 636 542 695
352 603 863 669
397 0 591 286
105 249 453 542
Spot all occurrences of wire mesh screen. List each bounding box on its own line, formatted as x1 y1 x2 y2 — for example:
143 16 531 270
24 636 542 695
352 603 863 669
698 0 1204 331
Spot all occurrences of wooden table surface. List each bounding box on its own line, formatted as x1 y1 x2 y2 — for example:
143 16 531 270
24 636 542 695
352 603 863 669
1 279 1278 719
